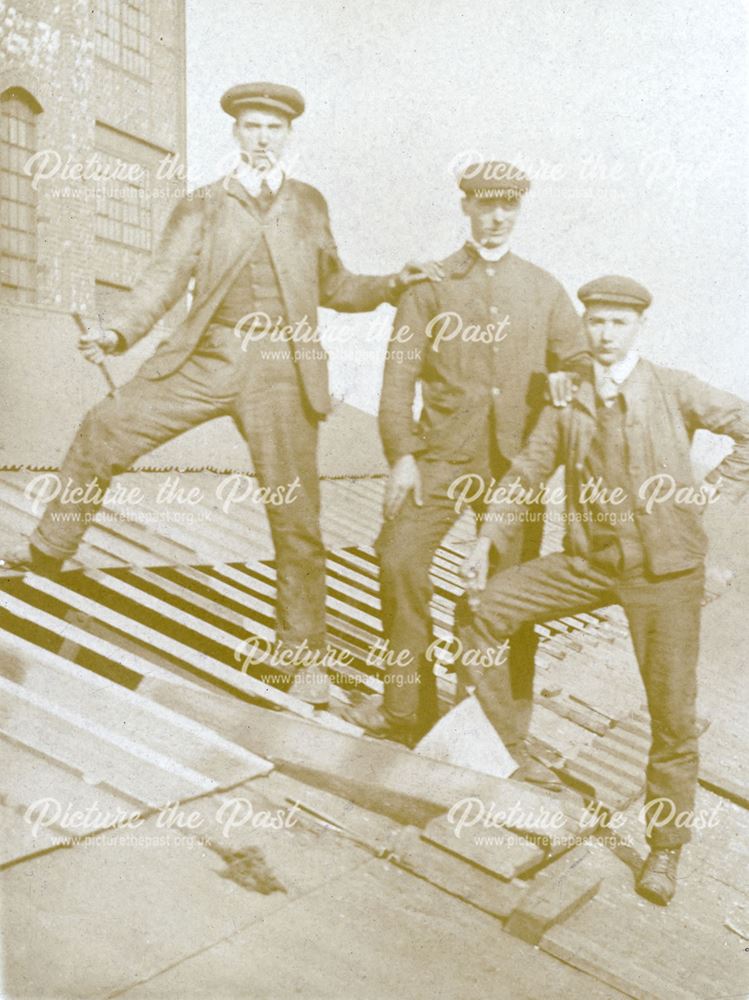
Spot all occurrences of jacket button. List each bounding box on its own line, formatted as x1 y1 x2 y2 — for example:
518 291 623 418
486 267 496 276
491 387 502 397
489 305 499 315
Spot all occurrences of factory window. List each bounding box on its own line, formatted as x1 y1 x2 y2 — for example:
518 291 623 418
94 148 152 253
0 87 41 304
96 0 151 79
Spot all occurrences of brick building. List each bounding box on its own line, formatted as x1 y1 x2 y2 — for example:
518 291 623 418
0 0 386 477
0 0 187 467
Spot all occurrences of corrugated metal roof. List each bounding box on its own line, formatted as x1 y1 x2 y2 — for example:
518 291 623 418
1 466 747 1000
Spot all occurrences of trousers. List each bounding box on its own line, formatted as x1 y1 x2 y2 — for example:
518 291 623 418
456 551 704 848
376 446 542 728
33 326 327 648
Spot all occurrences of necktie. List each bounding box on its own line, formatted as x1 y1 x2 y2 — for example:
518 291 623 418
597 374 620 407
255 179 274 213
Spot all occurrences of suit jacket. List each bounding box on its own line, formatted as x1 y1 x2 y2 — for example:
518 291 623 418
480 359 749 575
109 176 396 415
378 245 591 465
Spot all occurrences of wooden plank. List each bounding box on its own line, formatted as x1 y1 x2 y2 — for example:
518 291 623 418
137 676 586 838
422 812 545 880
0 735 138 827
505 844 605 945
387 825 524 921
258 770 398 854
24 571 357 732
0 631 272 786
0 675 210 807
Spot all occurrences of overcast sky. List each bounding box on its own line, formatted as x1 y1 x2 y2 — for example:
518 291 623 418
186 0 748 412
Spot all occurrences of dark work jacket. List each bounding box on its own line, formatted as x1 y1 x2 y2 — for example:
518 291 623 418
378 245 591 464
109 176 395 416
480 359 749 575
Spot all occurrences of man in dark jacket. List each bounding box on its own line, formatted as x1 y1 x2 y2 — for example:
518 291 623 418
1 82 436 704
457 274 749 905
343 162 590 757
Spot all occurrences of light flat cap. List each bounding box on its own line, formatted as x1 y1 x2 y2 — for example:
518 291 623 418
577 275 652 310
221 82 305 120
459 161 530 201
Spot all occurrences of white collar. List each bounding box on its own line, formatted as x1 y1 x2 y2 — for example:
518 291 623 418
468 240 511 263
595 349 640 386
234 159 285 198
594 350 640 405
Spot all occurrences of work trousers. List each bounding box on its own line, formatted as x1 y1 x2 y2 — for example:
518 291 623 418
376 448 542 729
456 551 704 848
33 327 327 648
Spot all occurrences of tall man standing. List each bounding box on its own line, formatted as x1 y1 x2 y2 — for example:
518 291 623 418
344 162 590 765
458 275 749 904
1 83 436 704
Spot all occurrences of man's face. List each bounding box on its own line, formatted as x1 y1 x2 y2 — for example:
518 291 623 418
462 195 521 248
585 303 644 366
233 107 291 170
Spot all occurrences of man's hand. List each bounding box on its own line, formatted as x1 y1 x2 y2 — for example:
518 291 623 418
395 260 444 288
78 329 120 365
459 536 492 610
384 454 423 519
547 371 578 408
702 562 734 605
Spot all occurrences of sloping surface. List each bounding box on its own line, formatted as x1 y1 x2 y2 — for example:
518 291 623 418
0 468 748 999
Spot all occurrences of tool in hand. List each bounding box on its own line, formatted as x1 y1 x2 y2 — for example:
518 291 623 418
73 312 118 396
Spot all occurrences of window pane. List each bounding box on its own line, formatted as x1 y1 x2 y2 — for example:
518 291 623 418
95 0 150 78
1 89 38 302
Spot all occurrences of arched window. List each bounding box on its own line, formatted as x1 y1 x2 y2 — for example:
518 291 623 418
1 87 42 303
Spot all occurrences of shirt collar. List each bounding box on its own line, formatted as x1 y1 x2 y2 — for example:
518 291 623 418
594 349 641 392
233 159 285 198
467 239 511 263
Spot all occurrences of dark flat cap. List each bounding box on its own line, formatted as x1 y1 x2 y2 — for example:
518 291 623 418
220 82 305 120
459 161 530 200
578 275 652 310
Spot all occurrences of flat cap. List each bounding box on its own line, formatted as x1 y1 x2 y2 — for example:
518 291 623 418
220 82 305 120
459 161 530 201
577 275 652 310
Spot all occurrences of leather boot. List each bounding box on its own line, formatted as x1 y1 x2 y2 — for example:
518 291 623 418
636 847 681 905
0 542 63 577
342 694 418 746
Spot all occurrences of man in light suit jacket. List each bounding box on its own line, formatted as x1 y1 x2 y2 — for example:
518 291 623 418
3 82 436 704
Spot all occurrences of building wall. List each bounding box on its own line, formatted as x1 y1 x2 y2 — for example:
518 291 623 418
0 0 185 311
0 0 193 468
0 1 386 478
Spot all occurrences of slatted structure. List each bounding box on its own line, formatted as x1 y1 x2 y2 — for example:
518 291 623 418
1 467 748 999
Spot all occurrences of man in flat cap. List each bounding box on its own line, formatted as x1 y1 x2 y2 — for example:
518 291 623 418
343 161 590 769
456 274 749 904
1 82 437 704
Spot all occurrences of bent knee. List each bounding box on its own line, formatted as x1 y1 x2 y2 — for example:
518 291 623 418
455 593 512 642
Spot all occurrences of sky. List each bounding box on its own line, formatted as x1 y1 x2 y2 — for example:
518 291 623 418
186 0 748 412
